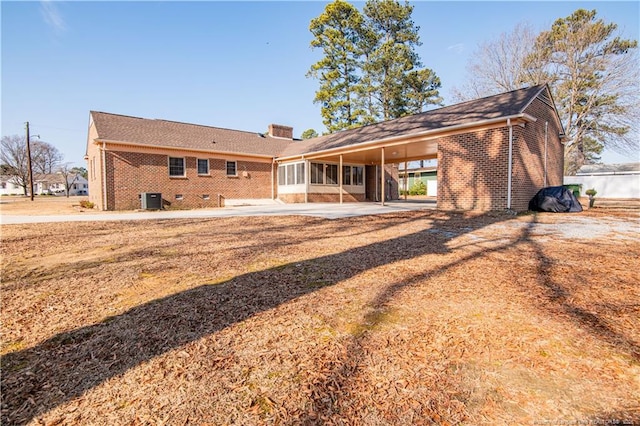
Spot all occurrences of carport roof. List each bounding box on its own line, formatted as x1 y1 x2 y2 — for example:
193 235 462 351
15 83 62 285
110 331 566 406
278 84 552 159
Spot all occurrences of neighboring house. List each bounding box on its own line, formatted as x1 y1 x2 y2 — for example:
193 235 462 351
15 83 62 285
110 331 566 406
86 84 564 212
33 173 89 196
0 175 25 196
0 173 89 196
564 162 640 199
398 163 438 197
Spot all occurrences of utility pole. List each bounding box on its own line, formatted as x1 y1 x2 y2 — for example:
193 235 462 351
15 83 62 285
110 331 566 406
25 122 34 201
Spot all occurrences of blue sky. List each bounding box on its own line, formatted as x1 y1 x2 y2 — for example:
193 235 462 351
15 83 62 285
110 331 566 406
2 1 638 168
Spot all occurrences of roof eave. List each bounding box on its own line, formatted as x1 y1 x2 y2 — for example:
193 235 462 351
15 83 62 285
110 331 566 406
276 113 536 162
93 139 276 160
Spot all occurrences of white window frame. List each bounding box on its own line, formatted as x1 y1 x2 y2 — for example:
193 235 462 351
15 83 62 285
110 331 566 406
168 157 186 177
197 158 209 175
226 160 237 177
278 162 306 186
310 162 339 186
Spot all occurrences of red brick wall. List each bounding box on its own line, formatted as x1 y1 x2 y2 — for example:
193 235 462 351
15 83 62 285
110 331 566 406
511 97 565 211
437 96 564 212
105 150 274 210
278 193 305 203
307 193 365 202
437 127 510 211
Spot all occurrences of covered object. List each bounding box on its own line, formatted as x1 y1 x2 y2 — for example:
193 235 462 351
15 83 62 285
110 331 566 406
529 186 583 213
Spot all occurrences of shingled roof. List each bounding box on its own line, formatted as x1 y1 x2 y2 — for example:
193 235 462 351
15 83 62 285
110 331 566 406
90 112 292 157
90 84 557 161
278 84 554 158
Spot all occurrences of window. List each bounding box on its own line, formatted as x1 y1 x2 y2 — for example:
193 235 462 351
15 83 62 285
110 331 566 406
310 162 343 186
175 194 183 200
278 162 306 186
326 164 338 185
203 194 210 200
342 165 351 185
295 163 305 185
286 164 295 185
169 157 185 177
310 162 324 184
197 159 209 175
226 161 237 176
353 166 364 186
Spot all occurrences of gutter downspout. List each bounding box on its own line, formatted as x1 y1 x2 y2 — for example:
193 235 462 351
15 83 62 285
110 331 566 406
544 122 548 187
101 141 108 211
507 119 513 210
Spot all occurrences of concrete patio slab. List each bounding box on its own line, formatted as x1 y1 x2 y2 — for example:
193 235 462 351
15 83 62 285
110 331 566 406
0 200 436 225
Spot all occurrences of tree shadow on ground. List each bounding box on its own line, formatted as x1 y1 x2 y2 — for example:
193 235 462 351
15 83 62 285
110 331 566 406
2 212 637 424
1 211 506 424
296 213 640 423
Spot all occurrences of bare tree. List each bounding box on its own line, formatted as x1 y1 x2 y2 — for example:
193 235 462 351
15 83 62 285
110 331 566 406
1 135 67 195
529 9 639 174
451 22 539 102
32 140 63 174
58 163 80 198
0 135 30 195
453 10 638 174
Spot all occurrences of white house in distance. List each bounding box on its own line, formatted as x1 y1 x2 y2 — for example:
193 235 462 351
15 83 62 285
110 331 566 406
34 173 89 196
0 173 88 196
564 162 640 199
0 176 24 196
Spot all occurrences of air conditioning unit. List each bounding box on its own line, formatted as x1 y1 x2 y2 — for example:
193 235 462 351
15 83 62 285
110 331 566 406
141 192 162 210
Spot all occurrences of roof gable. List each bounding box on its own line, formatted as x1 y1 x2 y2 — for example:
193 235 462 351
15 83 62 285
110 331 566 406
279 84 552 158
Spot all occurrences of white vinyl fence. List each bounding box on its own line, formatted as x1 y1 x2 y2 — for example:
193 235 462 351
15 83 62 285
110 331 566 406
564 174 640 199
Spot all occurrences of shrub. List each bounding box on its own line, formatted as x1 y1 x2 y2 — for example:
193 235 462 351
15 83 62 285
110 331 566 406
585 188 597 208
409 180 427 196
79 200 95 209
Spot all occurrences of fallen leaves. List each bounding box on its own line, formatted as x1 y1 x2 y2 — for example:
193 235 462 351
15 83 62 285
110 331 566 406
1 209 639 425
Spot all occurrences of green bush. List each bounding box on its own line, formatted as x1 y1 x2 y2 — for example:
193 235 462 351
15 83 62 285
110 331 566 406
79 200 95 209
409 180 427 196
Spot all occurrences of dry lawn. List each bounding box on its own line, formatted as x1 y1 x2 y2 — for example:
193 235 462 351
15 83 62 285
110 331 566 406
0 196 93 216
1 209 639 425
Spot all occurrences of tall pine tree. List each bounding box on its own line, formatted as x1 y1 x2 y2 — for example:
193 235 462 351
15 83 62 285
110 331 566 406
307 0 442 132
362 0 439 120
307 0 368 133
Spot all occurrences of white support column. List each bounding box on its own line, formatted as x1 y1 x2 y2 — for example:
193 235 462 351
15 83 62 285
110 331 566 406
381 147 386 206
404 160 408 200
304 159 309 203
339 155 343 204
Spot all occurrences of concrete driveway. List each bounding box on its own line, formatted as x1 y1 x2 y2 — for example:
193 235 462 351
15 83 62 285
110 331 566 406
0 200 436 225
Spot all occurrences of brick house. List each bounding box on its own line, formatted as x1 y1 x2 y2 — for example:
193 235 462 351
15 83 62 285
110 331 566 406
86 84 564 212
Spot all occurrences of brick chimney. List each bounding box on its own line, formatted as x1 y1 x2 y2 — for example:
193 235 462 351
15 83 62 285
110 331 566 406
268 124 293 139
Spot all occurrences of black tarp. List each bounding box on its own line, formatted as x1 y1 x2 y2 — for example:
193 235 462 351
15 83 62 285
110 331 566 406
529 186 583 213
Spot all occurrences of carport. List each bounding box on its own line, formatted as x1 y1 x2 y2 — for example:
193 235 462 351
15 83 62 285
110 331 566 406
275 84 565 212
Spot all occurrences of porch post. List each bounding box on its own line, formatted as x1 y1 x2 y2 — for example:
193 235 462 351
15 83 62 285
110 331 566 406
339 154 343 204
304 159 309 203
381 147 385 206
404 160 408 200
